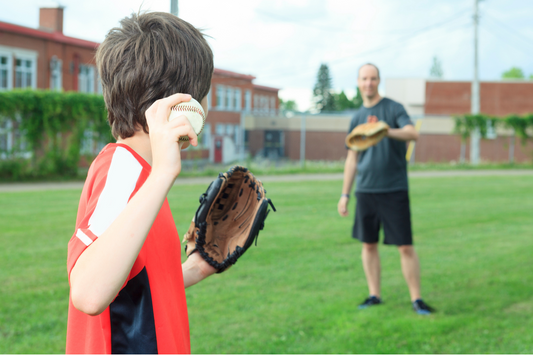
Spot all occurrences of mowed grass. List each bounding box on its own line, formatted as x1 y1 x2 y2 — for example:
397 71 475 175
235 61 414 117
1 175 532 353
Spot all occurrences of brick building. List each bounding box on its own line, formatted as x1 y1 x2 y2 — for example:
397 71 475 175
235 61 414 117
389 79 533 163
202 69 279 164
0 7 280 164
0 7 100 93
242 79 533 164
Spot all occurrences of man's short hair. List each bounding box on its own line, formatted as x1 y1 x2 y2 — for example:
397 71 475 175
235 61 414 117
96 12 214 139
358 63 380 79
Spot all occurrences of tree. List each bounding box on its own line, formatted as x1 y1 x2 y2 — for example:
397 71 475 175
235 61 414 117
333 91 353 111
332 89 363 111
279 98 298 111
352 87 363 109
502 67 525 79
429 56 443 79
312 63 336 112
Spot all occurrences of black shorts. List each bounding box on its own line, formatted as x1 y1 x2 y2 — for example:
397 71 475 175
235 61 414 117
353 190 413 246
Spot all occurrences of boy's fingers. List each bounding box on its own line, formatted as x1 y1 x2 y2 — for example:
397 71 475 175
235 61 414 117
154 94 192 121
170 125 198 147
168 115 199 146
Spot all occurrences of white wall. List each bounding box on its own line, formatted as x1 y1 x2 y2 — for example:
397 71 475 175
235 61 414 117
385 78 426 117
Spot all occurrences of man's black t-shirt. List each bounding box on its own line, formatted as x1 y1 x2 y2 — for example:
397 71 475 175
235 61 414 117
347 97 413 193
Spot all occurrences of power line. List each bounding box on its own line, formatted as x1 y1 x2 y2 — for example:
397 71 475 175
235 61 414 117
255 2 470 36
257 10 471 82
480 24 533 57
482 13 533 46
255 22 472 87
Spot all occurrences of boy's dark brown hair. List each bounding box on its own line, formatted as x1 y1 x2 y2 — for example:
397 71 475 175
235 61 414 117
96 12 214 139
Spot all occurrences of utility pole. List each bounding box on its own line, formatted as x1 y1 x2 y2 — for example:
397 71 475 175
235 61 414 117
170 0 178 17
470 0 480 165
300 113 306 167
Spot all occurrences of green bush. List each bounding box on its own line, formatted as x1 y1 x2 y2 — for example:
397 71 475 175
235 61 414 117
0 90 112 181
454 113 533 143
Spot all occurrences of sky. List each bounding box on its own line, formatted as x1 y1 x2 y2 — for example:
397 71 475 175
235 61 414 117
1 0 532 111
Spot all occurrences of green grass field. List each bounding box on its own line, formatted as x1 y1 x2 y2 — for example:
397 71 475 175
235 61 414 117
1 175 533 353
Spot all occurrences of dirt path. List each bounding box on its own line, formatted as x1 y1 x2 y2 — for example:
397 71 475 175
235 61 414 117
1 170 532 193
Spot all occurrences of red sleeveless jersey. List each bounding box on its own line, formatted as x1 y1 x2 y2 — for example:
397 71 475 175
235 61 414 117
66 143 190 354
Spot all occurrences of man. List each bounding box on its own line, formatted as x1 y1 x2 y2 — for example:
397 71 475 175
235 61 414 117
337 63 435 315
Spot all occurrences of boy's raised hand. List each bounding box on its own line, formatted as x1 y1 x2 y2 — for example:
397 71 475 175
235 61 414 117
145 93 198 179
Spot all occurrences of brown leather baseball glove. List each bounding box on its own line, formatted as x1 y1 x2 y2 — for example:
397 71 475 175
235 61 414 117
346 121 390 151
182 166 276 273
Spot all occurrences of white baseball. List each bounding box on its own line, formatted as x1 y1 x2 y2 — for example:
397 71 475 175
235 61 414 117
168 98 206 142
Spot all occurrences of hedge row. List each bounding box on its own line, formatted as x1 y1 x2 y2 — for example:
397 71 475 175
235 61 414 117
454 113 533 143
0 90 112 180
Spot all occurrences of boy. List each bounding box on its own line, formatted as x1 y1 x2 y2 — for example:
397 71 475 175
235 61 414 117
66 12 216 353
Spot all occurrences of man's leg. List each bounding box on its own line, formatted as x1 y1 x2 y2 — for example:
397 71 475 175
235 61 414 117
398 245 421 302
362 242 381 298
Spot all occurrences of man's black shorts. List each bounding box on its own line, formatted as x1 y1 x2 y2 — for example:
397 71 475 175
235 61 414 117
353 190 413 245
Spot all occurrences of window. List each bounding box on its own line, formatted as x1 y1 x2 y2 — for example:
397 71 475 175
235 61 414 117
0 54 12 90
97 73 103 95
201 123 211 148
217 85 225 109
78 65 95 93
260 95 268 112
234 125 240 145
50 56 62 91
15 57 35 89
0 120 11 155
0 118 29 159
225 124 234 136
271 97 276 113
215 123 225 135
226 87 234 111
234 88 241 111
486 120 497 139
207 87 212 109
245 90 251 111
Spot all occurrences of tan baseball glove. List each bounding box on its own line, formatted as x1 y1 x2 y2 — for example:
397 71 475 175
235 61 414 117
182 165 276 273
346 121 390 151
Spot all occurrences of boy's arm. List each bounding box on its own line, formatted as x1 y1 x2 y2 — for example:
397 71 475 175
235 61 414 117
182 252 217 288
70 94 198 316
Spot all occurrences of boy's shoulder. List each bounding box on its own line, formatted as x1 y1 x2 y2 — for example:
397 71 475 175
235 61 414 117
85 143 149 192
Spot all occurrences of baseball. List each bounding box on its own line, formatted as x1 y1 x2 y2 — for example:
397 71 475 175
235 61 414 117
168 98 206 142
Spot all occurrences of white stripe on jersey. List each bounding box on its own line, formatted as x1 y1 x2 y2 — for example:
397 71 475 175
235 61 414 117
76 229 93 246
88 147 143 237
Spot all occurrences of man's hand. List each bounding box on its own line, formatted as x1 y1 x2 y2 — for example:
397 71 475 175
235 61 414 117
338 196 350 217
145 93 198 179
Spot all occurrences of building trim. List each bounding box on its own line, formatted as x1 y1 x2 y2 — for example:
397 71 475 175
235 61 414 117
213 68 255 81
0 21 99 50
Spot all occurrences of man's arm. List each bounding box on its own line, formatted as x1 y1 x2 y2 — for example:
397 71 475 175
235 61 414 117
387 124 419 142
70 94 200 316
338 149 357 217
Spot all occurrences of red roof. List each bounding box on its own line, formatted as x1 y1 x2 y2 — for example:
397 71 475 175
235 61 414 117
253 84 280 92
214 68 256 81
0 20 99 49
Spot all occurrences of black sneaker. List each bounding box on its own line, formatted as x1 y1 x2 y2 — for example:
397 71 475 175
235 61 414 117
412 299 435 315
358 296 382 309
